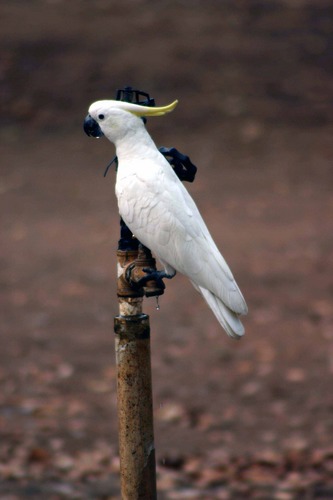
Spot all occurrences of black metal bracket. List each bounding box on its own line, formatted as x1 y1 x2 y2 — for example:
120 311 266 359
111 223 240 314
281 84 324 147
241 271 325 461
116 86 155 108
159 147 197 183
118 218 139 252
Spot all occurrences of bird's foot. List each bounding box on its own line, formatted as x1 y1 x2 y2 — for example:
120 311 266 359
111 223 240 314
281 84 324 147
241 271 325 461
137 268 176 290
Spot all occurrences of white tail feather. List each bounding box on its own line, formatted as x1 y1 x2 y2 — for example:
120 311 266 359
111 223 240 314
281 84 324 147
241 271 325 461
193 284 245 339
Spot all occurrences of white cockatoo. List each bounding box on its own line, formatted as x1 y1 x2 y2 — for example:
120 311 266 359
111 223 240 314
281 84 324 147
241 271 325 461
84 99 247 338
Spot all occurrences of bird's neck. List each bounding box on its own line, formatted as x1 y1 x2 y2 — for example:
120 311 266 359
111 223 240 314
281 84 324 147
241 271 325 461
113 126 158 162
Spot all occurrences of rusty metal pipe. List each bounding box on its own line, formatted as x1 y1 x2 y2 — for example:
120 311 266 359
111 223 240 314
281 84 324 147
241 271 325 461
114 248 157 499
86 88 196 499
114 314 157 499
126 244 165 298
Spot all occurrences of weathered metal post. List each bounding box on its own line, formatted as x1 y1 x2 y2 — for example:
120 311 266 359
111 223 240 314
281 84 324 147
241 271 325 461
84 86 197 499
114 313 156 499
114 241 157 499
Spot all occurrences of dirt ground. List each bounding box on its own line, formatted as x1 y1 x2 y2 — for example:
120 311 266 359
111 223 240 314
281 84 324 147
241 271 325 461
1 1 333 498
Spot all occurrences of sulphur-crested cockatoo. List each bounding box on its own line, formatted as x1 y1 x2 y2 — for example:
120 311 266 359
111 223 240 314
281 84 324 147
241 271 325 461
84 99 247 338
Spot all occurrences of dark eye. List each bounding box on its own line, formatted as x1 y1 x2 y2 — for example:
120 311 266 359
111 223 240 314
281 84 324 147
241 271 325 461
98 114 105 120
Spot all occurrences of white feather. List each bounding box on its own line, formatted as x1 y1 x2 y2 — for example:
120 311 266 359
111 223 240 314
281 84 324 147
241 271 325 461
88 103 248 338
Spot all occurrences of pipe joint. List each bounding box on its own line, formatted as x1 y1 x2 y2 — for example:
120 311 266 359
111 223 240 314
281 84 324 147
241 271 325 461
117 246 165 299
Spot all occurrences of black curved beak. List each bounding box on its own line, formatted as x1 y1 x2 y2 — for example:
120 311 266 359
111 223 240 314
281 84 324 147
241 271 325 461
83 115 104 138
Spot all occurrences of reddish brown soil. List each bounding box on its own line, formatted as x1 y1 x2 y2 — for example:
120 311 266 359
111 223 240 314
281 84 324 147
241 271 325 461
1 1 333 498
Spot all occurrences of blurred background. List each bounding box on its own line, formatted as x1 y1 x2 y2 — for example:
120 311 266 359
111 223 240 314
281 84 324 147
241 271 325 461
1 0 333 498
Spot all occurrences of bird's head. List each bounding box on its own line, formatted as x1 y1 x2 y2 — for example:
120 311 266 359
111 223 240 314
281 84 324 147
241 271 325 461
83 99 178 143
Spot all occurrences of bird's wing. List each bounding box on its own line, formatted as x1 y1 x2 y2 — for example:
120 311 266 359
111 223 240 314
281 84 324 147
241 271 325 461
116 157 247 315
